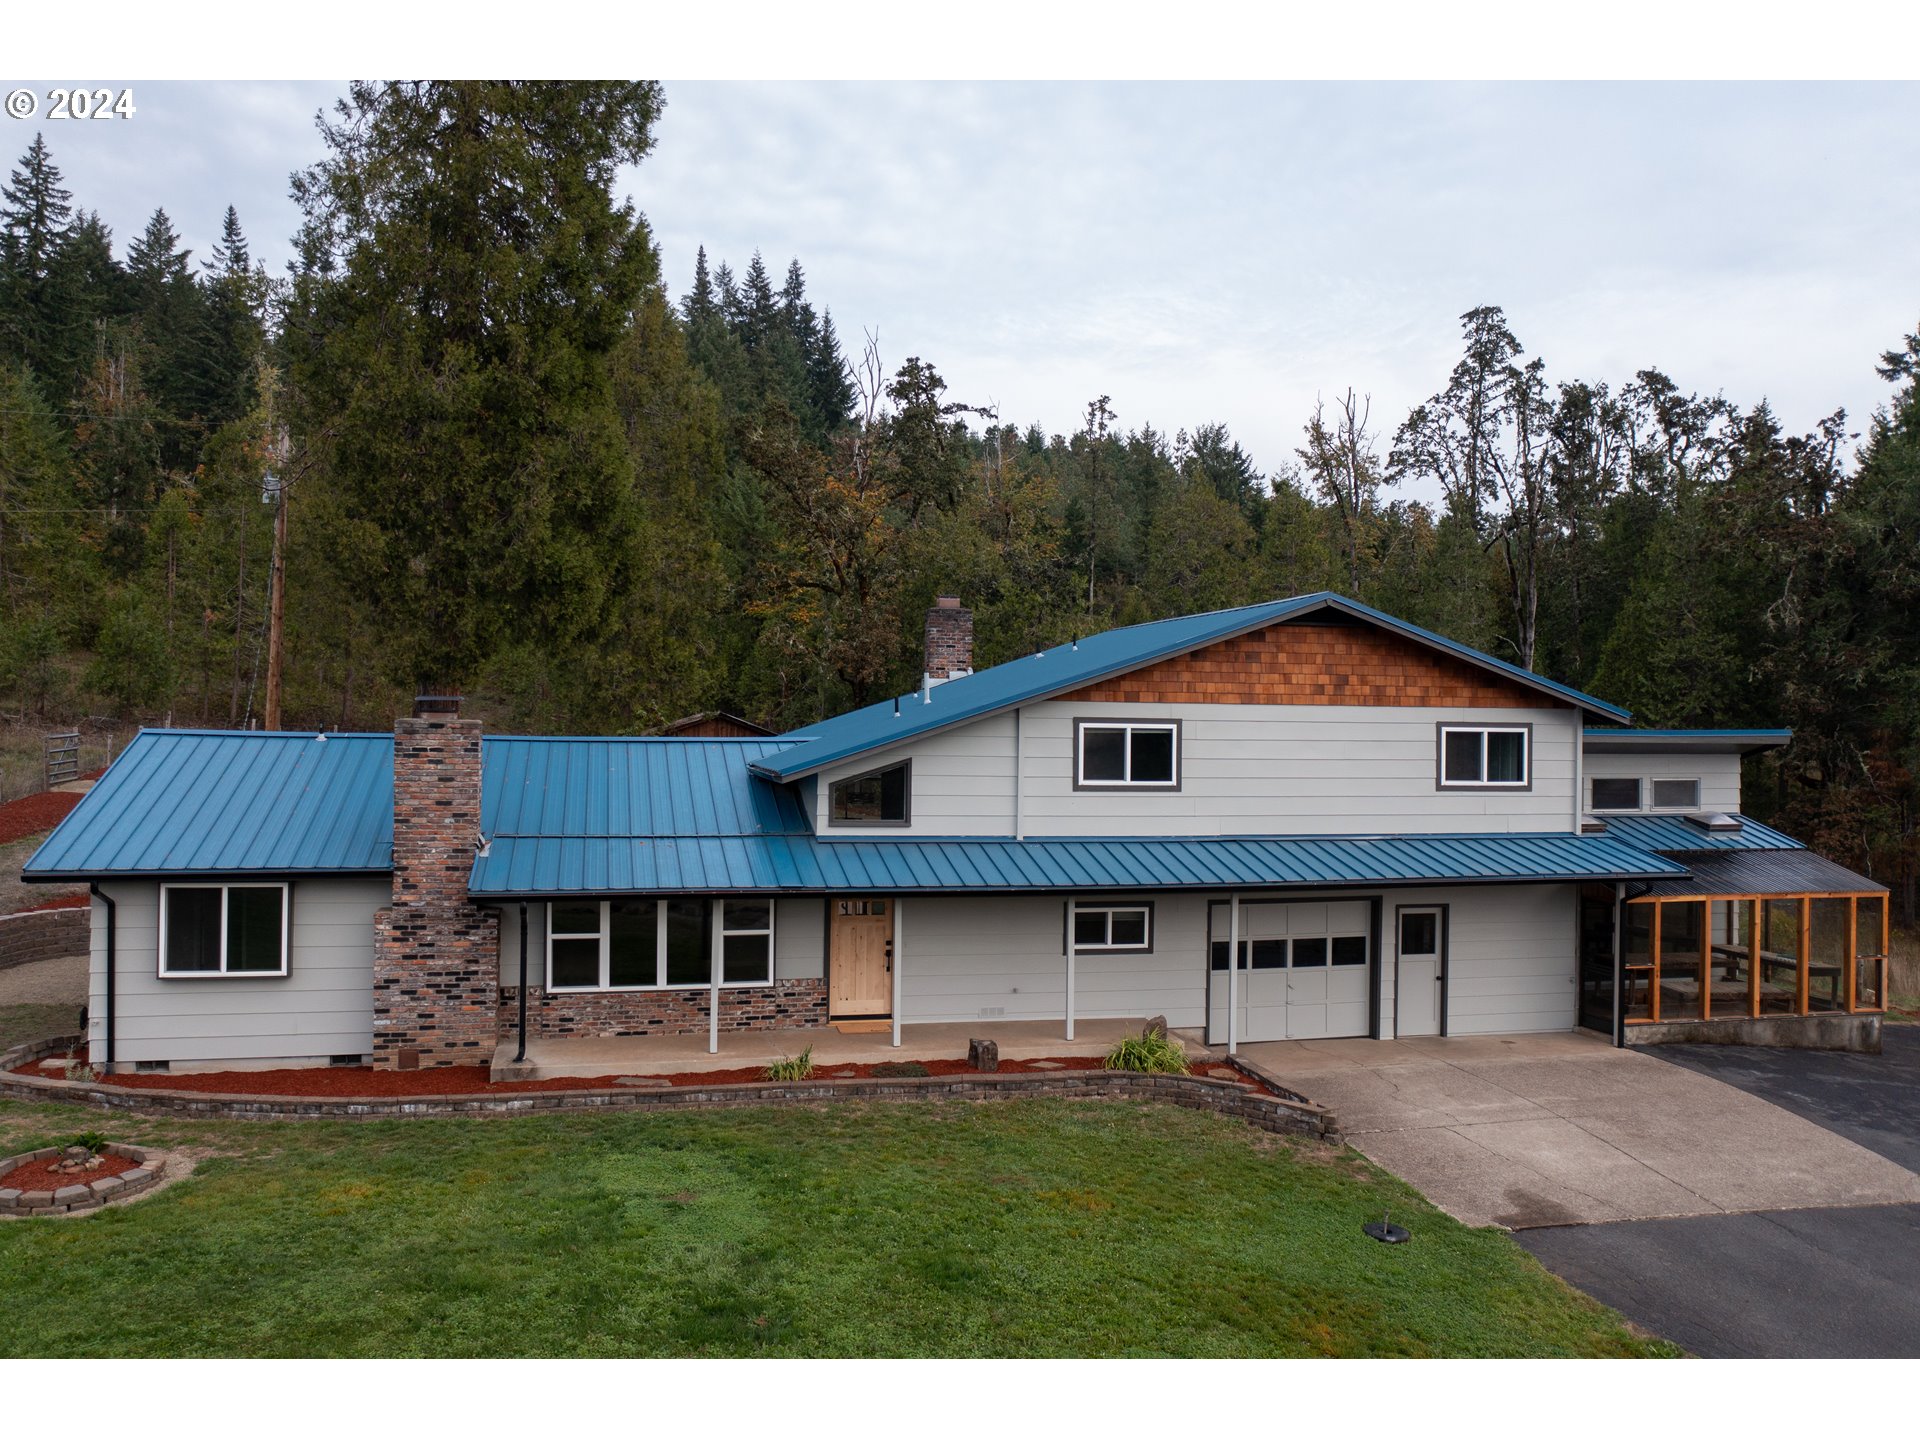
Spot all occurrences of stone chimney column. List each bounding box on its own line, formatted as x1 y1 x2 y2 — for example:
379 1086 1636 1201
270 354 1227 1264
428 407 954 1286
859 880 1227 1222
923 595 973 683
371 694 499 1069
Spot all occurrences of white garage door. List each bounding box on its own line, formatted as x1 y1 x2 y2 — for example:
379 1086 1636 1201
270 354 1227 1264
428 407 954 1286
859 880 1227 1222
1207 900 1371 1041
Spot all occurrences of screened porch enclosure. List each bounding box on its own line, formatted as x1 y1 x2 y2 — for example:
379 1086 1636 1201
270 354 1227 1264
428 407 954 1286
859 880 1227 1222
1622 890 1888 1024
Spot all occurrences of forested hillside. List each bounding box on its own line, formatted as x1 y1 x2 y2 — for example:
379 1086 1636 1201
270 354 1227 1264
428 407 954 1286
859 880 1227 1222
0 81 1916 914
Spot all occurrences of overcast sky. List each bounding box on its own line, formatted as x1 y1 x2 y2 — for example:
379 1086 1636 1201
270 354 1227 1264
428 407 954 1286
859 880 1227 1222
9 80 1917 492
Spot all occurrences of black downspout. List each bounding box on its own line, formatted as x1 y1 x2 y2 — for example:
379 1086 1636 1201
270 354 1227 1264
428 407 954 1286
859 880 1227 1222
514 902 529 1063
89 884 115 1071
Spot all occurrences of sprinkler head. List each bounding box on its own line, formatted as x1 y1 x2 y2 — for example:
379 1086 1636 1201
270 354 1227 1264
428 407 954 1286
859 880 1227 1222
1362 1209 1411 1244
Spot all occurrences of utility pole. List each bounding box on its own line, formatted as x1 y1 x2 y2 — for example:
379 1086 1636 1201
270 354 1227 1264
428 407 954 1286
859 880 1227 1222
263 471 288 730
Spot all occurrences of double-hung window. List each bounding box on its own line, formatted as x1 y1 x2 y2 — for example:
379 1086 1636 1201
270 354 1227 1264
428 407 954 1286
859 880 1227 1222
158 883 289 977
546 898 774 991
1075 720 1180 789
1068 901 1153 954
1437 724 1530 789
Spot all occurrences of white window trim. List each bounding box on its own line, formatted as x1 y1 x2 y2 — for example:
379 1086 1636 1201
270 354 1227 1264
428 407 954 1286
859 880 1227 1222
545 898 775 993
157 881 290 978
1068 901 1153 954
1649 776 1702 812
1589 775 1645 812
1074 720 1181 789
1437 724 1531 790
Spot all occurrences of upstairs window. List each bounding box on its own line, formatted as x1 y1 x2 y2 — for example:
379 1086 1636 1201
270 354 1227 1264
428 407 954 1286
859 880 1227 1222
1591 776 1642 811
1075 720 1180 789
829 760 910 826
1651 778 1701 810
1437 724 1530 789
159 883 288 977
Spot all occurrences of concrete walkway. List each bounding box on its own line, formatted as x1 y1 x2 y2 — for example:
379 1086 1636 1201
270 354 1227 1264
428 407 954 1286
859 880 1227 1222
1237 1031 1920 1229
496 1017 1202 1081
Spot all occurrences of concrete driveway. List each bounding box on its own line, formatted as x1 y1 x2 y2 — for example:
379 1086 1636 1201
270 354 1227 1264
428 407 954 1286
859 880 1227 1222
1237 1031 1920 1229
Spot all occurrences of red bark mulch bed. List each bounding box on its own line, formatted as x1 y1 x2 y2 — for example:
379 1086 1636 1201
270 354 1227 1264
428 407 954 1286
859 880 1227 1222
7 1051 1272 1099
0 788 85 846
1 1151 138 1190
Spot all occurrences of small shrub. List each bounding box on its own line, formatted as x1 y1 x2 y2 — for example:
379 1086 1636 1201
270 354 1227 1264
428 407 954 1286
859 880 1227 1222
1103 1029 1190 1075
764 1046 814 1082
61 1060 100 1084
871 1061 930 1078
67 1131 110 1154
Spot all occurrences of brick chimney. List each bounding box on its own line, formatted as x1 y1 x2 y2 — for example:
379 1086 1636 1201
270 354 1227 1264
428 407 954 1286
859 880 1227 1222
371 693 499 1069
923 595 973 685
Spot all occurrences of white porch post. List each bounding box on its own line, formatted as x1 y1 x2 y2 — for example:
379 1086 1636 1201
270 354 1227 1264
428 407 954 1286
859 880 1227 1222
1065 902 1077 1042
708 899 721 1055
1227 892 1241 1056
891 898 904 1048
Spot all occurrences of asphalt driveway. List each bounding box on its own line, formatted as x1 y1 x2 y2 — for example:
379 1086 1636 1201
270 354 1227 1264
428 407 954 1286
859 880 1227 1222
1515 1026 1920 1358
1517 1200 1920 1357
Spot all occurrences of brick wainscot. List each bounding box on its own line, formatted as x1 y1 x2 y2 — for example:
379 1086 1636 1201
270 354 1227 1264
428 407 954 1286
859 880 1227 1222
502 978 827 1041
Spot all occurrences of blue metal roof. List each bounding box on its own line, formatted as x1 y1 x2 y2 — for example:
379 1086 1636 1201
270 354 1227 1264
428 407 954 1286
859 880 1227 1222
1597 813 1803 853
24 729 395 878
482 737 806 838
467 830 1686 896
755 593 1631 781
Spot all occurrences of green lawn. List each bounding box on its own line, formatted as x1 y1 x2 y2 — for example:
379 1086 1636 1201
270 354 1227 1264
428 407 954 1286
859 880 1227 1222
0 1095 1674 1357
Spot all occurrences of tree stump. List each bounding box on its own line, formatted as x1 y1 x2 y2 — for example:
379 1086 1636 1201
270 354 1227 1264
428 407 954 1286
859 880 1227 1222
968 1037 999 1072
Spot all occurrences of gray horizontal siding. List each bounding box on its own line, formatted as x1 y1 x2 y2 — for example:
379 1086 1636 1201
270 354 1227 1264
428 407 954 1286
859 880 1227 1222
1376 882 1577 1037
898 893 1207 1028
89 877 384 1066
1019 702 1579 836
1583 751 1742 814
815 701 1584 838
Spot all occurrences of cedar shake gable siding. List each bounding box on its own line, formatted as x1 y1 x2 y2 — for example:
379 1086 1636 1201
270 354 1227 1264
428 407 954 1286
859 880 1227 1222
1064 620 1566 710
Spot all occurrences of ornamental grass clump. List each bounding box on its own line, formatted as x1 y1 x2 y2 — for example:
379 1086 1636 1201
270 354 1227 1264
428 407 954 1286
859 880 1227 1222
1103 1029 1190 1075
764 1047 814 1082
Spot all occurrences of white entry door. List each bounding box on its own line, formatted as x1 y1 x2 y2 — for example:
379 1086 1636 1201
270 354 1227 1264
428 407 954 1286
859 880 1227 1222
1208 900 1372 1042
1395 907 1443 1037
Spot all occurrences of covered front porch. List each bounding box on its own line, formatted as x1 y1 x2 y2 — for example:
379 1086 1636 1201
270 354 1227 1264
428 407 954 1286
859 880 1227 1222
491 1017 1210 1082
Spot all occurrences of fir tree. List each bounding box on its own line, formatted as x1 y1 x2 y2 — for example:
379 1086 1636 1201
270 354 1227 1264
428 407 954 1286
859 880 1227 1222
193 206 265 427
40 211 124 404
0 133 76 375
683 245 716 326
808 307 856 433
736 250 779 352
123 208 207 465
286 79 667 687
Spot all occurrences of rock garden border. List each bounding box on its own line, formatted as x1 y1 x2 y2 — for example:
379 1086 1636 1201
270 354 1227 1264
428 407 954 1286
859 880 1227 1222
0 1140 164 1216
1 1033 1340 1141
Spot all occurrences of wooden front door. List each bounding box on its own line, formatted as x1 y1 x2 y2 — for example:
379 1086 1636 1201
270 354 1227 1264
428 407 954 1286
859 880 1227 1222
830 898 893 1018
